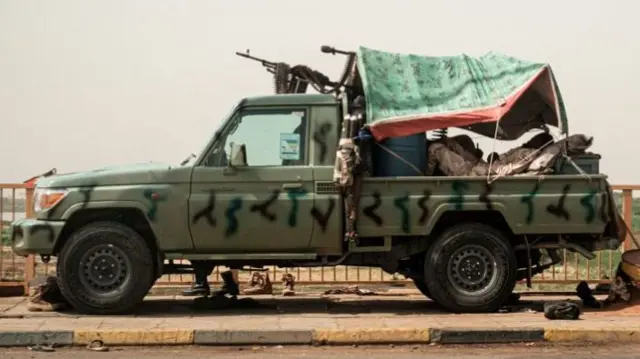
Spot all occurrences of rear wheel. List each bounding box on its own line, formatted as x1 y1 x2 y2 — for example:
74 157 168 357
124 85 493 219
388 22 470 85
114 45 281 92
56 221 155 315
424 223 517 313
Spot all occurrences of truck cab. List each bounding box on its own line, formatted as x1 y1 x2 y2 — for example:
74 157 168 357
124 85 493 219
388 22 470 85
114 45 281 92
187 94 343 256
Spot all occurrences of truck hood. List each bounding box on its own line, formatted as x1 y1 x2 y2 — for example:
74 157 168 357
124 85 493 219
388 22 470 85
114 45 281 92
35 163 183 188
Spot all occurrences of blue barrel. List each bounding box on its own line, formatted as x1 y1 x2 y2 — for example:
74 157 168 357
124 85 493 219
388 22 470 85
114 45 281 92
372 133 427 177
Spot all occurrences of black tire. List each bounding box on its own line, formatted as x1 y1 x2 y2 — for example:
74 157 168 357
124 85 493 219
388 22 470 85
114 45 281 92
56 221 155 315
412 278 431 298
424 223 517 313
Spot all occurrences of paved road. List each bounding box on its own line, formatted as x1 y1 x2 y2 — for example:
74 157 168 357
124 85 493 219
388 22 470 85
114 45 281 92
2 344 640 359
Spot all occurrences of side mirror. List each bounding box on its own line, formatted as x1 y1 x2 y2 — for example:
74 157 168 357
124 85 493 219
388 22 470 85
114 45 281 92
228 143 247 167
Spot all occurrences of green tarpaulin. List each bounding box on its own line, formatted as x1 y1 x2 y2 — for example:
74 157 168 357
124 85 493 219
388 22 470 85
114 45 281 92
356 46 568 141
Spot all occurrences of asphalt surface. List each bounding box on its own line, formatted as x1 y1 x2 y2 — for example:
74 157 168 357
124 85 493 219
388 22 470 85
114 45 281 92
2 344 639 359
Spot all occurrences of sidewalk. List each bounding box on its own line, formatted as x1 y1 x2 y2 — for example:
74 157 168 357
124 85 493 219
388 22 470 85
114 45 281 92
2 293 640 346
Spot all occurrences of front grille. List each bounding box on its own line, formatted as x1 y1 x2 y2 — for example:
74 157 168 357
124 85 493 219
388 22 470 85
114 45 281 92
315 181 339 194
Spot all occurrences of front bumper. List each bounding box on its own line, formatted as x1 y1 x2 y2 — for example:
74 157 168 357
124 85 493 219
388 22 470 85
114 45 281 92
10 218 65 256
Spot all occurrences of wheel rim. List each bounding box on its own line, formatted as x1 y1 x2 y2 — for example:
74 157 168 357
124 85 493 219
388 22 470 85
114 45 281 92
78 244 132 298
446 244 498 295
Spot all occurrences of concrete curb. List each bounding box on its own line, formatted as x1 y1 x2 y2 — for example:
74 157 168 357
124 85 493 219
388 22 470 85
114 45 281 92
1 327 640 347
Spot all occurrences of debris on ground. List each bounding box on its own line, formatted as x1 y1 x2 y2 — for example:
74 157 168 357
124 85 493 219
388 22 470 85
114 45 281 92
86 340 109 352
576 263 635 310
323 285 378 296
27 276 68 312
577 281 603 308
27 343 56 352
281 273 296 296
243 272 273 295
543 301 581 320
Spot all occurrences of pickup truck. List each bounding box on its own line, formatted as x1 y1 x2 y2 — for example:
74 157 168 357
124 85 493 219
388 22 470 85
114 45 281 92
10 93 622 315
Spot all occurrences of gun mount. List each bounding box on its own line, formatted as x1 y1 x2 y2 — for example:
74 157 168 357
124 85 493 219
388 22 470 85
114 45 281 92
235 45 360 96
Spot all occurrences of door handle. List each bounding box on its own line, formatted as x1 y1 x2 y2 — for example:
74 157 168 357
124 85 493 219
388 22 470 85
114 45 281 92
282 183 303 190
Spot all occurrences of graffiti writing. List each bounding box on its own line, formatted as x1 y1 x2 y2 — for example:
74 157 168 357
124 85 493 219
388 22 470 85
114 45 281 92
250 189 279 222
362 191 383 226
224 198 243 236
286 189 307 227
393 194 410 233
449 181 467 211
546 184 571 221
310 198 336 233
579 188 598 224
313 122 333 164
417 190 432 225
521 182 540 224
192 190 217 226
479 183 494 210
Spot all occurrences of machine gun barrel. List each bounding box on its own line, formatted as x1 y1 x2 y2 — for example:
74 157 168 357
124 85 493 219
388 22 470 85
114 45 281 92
235 51 277 68
320 45 355 56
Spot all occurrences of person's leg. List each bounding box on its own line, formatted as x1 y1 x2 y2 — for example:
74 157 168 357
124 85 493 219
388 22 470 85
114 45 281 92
182 260 215 296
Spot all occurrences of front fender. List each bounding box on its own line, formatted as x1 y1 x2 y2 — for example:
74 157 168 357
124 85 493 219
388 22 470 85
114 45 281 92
60 200 150 220
59 200 163 246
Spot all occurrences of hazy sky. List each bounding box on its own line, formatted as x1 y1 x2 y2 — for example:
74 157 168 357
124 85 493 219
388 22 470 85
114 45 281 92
1 0 638 184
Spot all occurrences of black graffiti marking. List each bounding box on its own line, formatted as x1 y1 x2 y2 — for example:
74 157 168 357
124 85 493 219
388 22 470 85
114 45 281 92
394 194 410 234
192 190 216 226
78 185 97 210
251 189 280 222
363 191 383 226
310 198 336 233
521 182 541 224
479 183 494 210
46 184 96 219
30 224 55 243
579 189 598 224
225 198 243 236
286 189 307 227
417 190 432 225
546 184 571 221
313 122 332 163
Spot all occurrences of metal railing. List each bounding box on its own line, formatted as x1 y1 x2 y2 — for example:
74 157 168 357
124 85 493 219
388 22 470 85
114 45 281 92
1 183 636 293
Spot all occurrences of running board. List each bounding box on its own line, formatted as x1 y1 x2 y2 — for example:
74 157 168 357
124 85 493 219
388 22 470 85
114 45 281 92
164 253 318 261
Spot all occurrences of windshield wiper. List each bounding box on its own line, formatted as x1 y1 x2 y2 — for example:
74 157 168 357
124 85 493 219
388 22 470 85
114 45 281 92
180 153 196 166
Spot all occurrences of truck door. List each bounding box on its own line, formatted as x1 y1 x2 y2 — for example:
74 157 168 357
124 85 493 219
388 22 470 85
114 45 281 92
189 107 315 252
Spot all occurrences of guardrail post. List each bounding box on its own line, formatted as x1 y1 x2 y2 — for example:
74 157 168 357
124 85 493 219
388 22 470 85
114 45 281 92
623 189 634 251
23 185 35 295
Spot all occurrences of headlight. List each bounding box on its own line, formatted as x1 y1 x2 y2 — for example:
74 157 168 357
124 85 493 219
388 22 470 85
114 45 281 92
33 188 68 213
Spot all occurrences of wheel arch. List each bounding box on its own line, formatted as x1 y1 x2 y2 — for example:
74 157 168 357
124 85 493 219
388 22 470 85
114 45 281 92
53 207 160 276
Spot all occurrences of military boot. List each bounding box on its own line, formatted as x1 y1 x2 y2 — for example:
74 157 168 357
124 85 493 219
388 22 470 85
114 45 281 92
281 273 296 296
182 271 211 297
212 270 239 297
243 272 273 295
182 283 210 297
27 277 66 312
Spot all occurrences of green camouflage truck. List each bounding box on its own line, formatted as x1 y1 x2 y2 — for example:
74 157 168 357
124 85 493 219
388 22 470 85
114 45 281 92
9 46 624 315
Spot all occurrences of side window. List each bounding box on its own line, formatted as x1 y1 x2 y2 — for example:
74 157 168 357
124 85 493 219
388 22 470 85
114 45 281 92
205 109 307 167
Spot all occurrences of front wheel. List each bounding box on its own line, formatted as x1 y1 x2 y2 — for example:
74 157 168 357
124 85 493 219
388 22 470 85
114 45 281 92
56 221 155 315
424 223 517 313
412 278 431 299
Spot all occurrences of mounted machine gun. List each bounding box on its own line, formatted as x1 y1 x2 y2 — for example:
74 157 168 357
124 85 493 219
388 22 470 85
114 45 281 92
235 45 360 96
